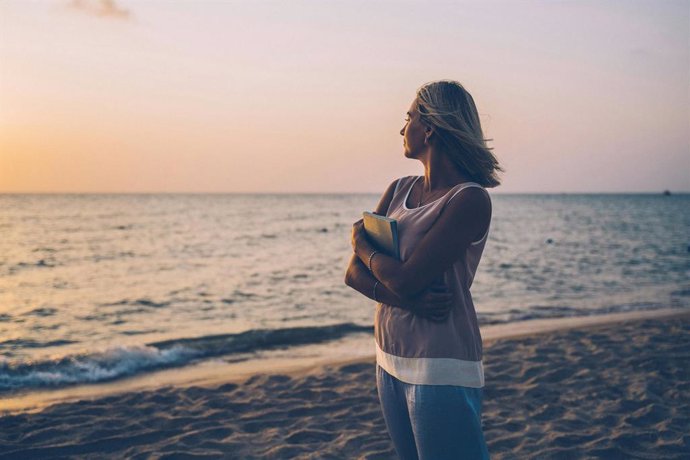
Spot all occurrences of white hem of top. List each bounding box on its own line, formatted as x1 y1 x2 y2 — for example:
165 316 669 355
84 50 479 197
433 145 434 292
375 340 485 388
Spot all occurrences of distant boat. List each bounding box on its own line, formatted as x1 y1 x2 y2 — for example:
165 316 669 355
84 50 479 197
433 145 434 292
663 190 671 196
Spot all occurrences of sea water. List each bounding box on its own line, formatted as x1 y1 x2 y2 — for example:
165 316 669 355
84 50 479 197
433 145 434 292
1 192 688 394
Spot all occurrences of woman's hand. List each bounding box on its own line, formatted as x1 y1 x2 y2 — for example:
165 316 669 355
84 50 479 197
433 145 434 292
406 281 454 322
351 218 370 253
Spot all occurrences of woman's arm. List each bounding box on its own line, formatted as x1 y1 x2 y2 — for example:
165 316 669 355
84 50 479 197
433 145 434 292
344 254 409 309
344 253 453 321
343 178 397 285
353 187 491 299
344 178 453 320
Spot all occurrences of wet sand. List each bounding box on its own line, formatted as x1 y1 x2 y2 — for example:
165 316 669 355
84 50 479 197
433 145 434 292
0 310 688 459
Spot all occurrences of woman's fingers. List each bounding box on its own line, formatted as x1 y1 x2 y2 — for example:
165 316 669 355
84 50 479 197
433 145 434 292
416 305 450 322
427 312 450 323
414 288 453 320
351 219 365 249
426 293 453 307
426 290 452 298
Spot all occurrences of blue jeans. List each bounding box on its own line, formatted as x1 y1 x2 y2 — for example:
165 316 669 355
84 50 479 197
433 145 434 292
376 365 490 460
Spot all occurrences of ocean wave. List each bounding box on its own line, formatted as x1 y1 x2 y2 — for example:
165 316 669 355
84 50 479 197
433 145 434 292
5 259 59 275
0 323 372 394
22 307 58 317
0 344 198 394
0 339 77 351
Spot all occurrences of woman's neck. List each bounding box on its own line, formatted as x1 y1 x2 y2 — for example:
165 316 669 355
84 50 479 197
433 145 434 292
419 150 471 192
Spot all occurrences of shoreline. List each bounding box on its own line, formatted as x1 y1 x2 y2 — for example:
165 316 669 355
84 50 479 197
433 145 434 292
1 306 687 416
0 309 688 458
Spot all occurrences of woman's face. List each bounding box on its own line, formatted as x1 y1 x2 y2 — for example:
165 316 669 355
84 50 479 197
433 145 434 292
400 99 429 158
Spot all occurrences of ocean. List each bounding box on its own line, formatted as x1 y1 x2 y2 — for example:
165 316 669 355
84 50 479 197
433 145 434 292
1 192 688 396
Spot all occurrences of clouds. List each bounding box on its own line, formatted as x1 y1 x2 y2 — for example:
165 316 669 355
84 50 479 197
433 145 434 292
68 0 131 20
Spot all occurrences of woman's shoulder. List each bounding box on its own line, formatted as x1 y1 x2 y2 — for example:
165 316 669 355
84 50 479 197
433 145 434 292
374 176 415 215
395 175 418 190
387 176 416 194
444 185 492 227
447 182 490 205
431 184 491 245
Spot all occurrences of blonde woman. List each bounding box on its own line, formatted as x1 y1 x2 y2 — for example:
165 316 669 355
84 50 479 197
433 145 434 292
346 80 502 459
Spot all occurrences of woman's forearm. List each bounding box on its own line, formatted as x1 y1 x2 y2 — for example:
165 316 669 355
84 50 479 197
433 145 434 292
353 234 408 297
345 255 412 310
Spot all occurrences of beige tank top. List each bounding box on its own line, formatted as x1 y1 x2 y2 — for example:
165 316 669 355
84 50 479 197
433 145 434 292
374 175 490 387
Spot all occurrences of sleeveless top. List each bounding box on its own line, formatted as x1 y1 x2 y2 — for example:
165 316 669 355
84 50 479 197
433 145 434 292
374 175 491 388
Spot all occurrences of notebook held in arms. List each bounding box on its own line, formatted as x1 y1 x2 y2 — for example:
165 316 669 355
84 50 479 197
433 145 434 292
362 211 400 260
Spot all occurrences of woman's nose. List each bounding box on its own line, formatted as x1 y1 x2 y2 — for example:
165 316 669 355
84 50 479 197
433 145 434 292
400 126 404 136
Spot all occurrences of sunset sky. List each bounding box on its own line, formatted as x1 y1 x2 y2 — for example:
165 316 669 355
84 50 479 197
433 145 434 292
1 0 688 193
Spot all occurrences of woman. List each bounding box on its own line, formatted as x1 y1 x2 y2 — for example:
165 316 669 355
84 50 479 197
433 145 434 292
345 80 502 459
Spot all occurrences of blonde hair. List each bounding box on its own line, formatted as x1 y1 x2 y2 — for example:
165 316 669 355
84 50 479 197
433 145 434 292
416 80 503 188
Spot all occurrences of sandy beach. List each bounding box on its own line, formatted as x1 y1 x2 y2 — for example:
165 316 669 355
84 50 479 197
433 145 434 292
1 309 688 459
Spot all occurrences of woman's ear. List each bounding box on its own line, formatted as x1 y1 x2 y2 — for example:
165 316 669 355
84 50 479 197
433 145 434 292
424 127 434 143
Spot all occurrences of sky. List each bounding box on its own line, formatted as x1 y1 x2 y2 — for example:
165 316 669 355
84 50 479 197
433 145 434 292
0 0 688 194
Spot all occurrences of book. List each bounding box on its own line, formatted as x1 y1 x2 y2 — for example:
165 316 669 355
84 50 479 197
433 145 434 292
362 211 400 260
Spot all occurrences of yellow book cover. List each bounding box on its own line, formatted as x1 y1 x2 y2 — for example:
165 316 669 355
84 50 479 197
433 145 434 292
362 211 400 260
